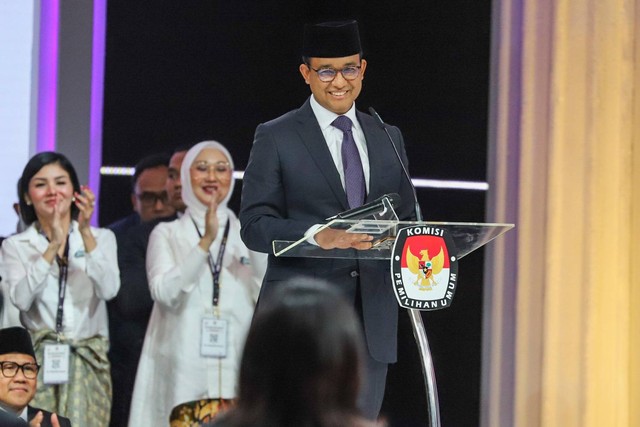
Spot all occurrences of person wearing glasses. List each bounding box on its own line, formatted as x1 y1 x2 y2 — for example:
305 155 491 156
107 145 192 427
1 152 119 427
106 152 176 427
239 20 415 420
0 327 72 427
108 153 175 234
128 141 266 427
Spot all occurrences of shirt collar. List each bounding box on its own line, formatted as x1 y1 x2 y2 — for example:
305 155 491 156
309 95 358 131
18 406 27 422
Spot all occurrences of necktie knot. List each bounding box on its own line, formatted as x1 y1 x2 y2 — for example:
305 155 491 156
331 115 353 133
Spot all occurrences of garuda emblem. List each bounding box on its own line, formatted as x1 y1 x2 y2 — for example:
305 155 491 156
391 226 458 311
406 246 445 291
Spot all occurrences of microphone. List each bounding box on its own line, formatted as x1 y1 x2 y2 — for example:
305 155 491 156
326 193 401 221
368 107 423 221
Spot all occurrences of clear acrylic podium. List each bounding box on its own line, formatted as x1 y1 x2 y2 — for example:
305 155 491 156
272 201 513 426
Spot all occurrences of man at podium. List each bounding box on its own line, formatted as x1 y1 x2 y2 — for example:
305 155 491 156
239 19 415 419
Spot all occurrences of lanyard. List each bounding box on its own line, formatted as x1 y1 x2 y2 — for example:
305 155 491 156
191 216 230 307
39 226 70 335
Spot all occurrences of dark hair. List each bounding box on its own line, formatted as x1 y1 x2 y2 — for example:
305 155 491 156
18 152 81 225
220 278 366 427
172 143 196 155
131 153 170 191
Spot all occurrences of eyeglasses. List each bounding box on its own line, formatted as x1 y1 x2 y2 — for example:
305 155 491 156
167 168 180 181
191 161 232 179
0 361 40 379
136 191 169 206
308 65 362 82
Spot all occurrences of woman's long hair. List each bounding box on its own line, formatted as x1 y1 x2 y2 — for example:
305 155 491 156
222 278 367 427
18 152 81 225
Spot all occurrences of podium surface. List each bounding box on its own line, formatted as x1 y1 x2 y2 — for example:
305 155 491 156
273 219 513 260
272 218 514 427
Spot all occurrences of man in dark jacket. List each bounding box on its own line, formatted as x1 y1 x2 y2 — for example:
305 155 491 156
239 20 415 420
0 327 71 426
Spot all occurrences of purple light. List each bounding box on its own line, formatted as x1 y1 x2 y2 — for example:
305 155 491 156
89 0 107 225
37 0 60 152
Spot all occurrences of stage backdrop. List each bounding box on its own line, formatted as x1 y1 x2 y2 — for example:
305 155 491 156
101 2 491 426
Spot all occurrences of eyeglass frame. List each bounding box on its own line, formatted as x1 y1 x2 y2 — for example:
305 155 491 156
190 161 233 179
135 191 170 206
306 64 363 83
0 361 40 379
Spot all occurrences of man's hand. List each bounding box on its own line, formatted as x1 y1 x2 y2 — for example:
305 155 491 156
29 411 62 427
315 228 373 250
28 411 43 427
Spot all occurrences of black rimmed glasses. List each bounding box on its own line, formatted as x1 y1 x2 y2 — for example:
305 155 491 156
0 361 40 379
308 65 362 82
136 191 170 206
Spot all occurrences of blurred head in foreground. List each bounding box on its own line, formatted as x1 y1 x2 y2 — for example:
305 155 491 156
218 278 371 427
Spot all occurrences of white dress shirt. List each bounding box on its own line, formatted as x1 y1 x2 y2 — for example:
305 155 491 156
0 249 22 328
309 95 371 192
305 96 372 243
18 406 27 423
1 221 120 339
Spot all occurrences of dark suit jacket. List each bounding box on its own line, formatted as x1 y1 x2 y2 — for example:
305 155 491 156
0 408 25 427
239 98 416 363
107 212 141 237
28 406 72 427
0 406 71 427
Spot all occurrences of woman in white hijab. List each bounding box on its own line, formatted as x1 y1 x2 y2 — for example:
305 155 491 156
128 141 266 427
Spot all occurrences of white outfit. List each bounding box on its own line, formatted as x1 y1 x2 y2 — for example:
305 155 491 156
0 248 22 328
128 141 265 427
1 221 119 339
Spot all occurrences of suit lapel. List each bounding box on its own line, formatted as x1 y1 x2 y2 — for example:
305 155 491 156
0 408 26 426
28 406 59 427
294 99 350 211
27 406 44 426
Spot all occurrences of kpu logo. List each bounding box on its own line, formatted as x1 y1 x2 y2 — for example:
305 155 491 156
390 226 458 311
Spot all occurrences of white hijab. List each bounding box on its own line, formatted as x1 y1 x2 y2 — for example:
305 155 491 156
180 140 236 229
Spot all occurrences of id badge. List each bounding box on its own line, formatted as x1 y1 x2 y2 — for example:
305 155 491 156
201 318 228 358
43 344 70 384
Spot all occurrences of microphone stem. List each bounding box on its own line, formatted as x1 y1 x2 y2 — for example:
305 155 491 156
380 125 423 222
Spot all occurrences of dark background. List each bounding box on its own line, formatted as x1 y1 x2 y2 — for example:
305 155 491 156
100 2 491 426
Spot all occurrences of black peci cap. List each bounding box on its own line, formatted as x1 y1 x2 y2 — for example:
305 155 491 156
0 327 36 359
302 20 362 58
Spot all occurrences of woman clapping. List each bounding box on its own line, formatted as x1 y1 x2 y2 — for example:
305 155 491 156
129 141 265 427
1 152 119 427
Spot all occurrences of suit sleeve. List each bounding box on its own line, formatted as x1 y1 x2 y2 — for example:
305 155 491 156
110 223 154 321
239 123 316 253
55 413 73 427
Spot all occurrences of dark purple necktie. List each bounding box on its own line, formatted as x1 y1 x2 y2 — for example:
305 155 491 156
332 115 365 208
